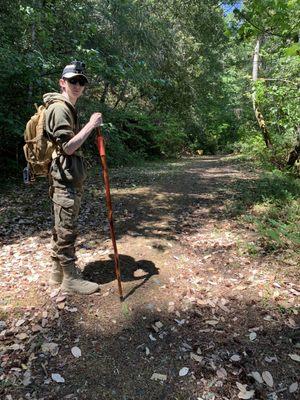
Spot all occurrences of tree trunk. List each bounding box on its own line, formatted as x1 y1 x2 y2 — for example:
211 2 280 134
252 37 272 149
27 18 36 105
287 126 300 167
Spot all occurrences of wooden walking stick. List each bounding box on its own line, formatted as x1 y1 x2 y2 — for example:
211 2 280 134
96 126 123 301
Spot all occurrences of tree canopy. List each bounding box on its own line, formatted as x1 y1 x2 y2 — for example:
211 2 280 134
0 0 299 174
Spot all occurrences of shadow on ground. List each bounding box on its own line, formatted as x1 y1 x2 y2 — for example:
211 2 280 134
0 156 266 245
2 295 299 400
84 254 159 301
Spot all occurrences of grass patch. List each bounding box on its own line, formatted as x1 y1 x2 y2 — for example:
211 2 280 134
228 167 300 258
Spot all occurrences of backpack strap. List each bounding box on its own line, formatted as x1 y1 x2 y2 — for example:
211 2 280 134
44 100 66 159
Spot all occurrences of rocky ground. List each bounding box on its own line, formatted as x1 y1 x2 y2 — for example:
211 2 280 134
0 156 299 400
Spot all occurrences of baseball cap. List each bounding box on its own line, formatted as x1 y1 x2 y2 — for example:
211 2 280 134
61 61 88 83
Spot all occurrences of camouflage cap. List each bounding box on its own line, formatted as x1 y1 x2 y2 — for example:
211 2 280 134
62 61 88 83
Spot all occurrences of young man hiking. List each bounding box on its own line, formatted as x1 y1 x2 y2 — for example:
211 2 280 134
44 61 102 295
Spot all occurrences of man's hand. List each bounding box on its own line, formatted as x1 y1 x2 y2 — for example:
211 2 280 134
89 113 103 129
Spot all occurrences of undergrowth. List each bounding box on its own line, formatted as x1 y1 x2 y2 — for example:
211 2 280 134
228 156 300 258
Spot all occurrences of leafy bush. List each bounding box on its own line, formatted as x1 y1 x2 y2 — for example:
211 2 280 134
233 130 268 160
231 167 300 254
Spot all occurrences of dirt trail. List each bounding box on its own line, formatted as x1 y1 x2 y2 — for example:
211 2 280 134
0 156 299 400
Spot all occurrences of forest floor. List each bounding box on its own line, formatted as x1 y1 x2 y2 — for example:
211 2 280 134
0 155 299 400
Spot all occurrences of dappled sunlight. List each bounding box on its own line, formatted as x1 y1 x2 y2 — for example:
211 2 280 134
1 156 299 399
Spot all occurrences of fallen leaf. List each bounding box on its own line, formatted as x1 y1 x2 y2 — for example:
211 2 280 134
22 370 32 386
155 321 163 329
262 371 273 387
41 342 59 356
250 371 263 384
16 332 28 340
249 332 257 341
289 382 298 393
56 295 66 303
0 321 7 331
219 303 230 313
206 320 219 326
9 343 24 351
216 368 227 379
265 355 278 363
286 317 297 328
190 353 203 362
238 390 255 399
151 373 167 381
174 319 185 325
289 288 300 296
149 333 156 341
230 354 241 362
71 346 81 358
51 373 65 383
53 310 60 319
289 353 300 362
27 273 39 282
179 367 189 377
42 318 48 328
31 324 42 333
236 382 255 399
50 288 60 298
236 382 247 392
66 307 78 313
16 319 26 327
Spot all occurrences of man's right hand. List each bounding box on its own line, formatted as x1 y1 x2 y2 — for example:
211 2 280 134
89 113 103 128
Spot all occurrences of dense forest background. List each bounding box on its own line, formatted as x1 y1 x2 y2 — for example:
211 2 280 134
0 0 299 173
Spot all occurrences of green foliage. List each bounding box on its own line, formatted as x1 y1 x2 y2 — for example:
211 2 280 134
233 130 269 161
0 0 299 174
1 0 230 175
231 168 300 253
229 0 300 165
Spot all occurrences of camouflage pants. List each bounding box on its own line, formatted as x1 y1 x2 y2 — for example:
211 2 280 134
51 186 83 267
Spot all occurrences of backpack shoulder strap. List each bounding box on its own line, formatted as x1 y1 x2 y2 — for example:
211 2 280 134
44 100 69 158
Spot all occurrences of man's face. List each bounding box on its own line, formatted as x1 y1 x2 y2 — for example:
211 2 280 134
60 76 86 103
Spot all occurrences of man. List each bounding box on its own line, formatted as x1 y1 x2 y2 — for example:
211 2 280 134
44 61 102 294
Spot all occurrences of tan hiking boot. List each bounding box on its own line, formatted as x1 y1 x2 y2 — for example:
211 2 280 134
61 265 99 295
49 259 63 285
